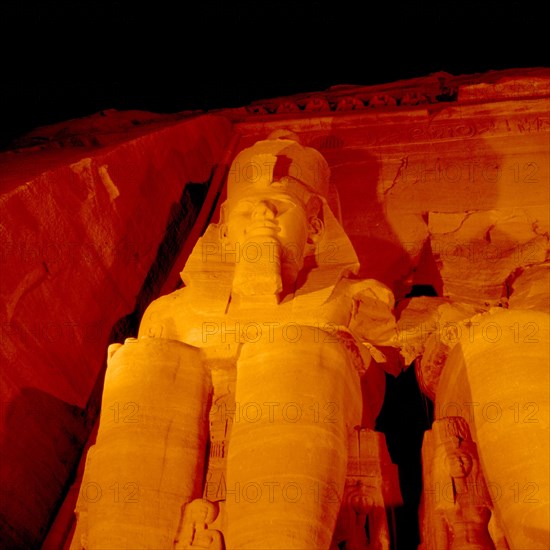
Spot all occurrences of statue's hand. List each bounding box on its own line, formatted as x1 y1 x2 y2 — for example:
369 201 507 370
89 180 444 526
106 342 123 364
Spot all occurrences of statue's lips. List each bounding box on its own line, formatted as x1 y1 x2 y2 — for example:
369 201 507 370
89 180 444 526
244 220 281 237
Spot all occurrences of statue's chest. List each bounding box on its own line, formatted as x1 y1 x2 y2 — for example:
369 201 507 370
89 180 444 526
170 298 352 353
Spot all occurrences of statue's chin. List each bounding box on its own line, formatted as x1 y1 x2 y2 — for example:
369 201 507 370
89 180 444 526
229 234 306 302
230 260 304 304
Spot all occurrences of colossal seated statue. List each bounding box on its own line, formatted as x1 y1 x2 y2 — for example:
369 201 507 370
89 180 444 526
70 130 401 549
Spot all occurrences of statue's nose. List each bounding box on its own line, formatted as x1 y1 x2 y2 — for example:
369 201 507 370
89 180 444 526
251 200 277 219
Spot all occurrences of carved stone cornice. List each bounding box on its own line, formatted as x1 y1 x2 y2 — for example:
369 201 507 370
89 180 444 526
235 68 550 119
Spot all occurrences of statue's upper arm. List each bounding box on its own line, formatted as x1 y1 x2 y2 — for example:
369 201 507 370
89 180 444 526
138 290 186 340
138 299 164 338
346 279 398 347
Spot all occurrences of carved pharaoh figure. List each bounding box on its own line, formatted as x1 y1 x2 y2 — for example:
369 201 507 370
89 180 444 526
174 498 223 549
71 130 401 550
421 416 509 550
331 427 401 550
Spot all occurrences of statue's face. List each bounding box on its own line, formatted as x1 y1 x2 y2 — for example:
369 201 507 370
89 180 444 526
222 180 324 298
349 488 373 513
447 450 473 478
189 500 217 524
224 190 310 265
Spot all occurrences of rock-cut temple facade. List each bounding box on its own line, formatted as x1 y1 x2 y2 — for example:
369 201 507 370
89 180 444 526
0 68 548 549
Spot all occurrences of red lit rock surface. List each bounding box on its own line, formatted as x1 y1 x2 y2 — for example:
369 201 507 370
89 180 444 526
0 68 548 549
1 112 232 547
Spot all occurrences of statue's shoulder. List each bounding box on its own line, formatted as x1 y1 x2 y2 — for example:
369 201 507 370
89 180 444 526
336 277 395 307
138 288 190 339
144 287 189 314
337 277 398 349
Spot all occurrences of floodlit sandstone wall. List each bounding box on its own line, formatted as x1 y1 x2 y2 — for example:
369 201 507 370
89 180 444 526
0 113 232 548
1 68 548 549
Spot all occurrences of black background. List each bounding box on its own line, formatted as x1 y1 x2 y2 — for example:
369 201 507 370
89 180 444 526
1 1 548 149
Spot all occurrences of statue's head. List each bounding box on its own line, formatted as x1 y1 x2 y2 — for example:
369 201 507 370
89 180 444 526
219 130 331 298
186 498 219 525
346 481 374 514
446 448 473 479
181 130 360 304
224 129 330 200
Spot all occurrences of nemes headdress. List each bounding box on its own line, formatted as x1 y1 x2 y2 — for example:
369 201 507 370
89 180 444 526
225 129 331 203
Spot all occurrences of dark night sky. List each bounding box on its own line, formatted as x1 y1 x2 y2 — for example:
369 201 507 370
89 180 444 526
1 1 548 148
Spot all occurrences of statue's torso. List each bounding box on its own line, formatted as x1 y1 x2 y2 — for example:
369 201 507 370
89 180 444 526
138 278 362 361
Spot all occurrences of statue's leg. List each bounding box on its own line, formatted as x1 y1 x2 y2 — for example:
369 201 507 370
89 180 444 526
74 337 211 549
224 326 362 550
436 310 549 550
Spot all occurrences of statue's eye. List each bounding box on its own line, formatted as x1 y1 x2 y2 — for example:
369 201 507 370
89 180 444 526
271 199 296 214
233 201 255 215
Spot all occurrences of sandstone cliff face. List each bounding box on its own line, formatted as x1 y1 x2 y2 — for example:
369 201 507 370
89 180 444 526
0 112 232 548
1 68 548 549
